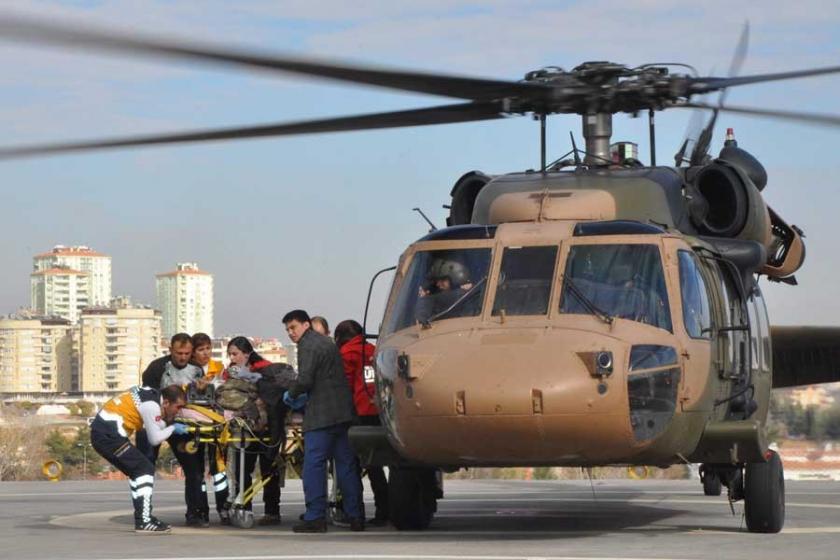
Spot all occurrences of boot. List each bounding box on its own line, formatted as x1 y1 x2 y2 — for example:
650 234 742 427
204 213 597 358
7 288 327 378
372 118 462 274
131 476 169 533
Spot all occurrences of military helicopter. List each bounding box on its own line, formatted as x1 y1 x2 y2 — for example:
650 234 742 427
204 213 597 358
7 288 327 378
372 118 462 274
2 15 840 535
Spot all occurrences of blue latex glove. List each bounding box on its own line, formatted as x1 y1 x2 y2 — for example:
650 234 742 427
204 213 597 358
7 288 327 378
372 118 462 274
171 422 189 436
283 390 309 410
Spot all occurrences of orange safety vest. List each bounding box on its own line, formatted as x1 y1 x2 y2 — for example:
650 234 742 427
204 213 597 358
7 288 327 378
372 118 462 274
100 386 159 436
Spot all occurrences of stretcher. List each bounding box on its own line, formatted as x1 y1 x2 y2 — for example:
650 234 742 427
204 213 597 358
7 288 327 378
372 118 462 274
175 403 305 528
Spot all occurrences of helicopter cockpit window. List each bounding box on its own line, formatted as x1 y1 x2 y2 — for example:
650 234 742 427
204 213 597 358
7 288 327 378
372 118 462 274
492 246 558 317
383 248 492 333
678 251 712 339
559 244 672 331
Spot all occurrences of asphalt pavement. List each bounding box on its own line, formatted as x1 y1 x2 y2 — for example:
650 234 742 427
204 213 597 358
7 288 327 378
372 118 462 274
1 478 838 560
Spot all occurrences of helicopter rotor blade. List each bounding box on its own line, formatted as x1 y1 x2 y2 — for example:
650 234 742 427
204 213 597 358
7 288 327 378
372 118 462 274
0 102 506 159
722 20 750 103
690 64 840 95
681 102 840 128
0 14 549 102
689 22 750 166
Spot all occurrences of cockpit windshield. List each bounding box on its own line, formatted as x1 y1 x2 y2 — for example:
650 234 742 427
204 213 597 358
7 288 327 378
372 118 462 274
559 244 672 331
383 248 492 334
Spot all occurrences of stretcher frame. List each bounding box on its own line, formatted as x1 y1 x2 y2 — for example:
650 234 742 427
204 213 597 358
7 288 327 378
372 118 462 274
177 403 305 528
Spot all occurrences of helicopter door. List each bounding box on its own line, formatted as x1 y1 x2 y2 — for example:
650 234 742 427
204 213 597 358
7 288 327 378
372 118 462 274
699 256 751 417
673 249 714 411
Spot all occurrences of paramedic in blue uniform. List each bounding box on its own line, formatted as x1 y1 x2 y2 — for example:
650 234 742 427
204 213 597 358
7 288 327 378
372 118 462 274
89 384 188 533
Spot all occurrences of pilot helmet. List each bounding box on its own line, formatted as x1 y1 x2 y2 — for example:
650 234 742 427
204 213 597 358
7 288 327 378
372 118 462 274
429 257 470 287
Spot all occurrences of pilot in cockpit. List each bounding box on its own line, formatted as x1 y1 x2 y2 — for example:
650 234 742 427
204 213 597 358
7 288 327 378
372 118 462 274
415 257 474 323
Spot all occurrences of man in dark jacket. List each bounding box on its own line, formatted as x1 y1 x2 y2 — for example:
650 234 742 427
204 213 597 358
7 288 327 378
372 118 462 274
139 332 207 527
283 309 363 533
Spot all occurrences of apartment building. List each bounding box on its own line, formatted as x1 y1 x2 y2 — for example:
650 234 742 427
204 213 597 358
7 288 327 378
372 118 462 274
0 315 74 393
79 301 161 391
156 262 214 339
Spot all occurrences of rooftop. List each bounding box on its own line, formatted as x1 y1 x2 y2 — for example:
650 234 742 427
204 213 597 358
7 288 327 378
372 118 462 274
31 267 87 276
34 245 108 258
156 262 211 277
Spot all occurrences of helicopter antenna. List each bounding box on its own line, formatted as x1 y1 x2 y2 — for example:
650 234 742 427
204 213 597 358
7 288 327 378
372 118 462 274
412 207 437 231
648 108 656 166
539 113 547 172
569 131 582 166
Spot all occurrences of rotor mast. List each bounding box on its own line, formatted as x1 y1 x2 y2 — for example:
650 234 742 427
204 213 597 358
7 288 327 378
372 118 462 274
582 113 612 165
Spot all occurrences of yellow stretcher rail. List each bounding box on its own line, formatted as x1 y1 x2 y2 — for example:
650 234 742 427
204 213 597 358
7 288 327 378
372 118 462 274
174 403 307 516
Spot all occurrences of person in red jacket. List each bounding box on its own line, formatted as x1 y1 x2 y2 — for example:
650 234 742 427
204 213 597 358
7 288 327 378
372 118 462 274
334 319 389 525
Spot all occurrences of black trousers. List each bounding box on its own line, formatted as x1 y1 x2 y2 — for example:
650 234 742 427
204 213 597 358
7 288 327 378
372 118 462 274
90 416 156 524
233 400 286 515
358 415 389 519
203 442 230 513
136 429 208 520
235 442 282 514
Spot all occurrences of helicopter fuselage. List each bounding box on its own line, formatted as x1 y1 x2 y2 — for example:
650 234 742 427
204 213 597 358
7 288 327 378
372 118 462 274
369 217 772 469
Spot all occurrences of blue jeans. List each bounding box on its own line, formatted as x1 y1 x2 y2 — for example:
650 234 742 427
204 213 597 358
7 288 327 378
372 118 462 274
302 423 363 521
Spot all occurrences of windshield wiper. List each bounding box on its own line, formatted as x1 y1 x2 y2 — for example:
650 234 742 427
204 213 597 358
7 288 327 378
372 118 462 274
422 276 487 327
561 275 614 325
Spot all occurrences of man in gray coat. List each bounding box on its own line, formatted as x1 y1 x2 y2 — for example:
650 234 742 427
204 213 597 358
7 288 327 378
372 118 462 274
283 309 363 533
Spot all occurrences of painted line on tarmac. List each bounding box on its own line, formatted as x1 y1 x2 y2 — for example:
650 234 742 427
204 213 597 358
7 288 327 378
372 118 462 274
10 488 840 499
50 555 700 560
432 497 840 509
0 490 305 498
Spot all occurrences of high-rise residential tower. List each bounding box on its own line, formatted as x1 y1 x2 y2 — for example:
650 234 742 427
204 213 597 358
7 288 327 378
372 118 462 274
30 267 90 324
33 245 112 308
155 262 214 339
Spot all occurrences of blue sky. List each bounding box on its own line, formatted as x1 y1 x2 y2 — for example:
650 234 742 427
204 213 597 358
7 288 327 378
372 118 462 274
1 0 839 339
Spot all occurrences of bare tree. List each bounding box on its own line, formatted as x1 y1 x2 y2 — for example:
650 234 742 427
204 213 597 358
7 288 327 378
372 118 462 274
0 417 50 481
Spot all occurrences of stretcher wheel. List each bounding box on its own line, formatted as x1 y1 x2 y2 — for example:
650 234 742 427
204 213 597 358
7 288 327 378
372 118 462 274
231 508 254 529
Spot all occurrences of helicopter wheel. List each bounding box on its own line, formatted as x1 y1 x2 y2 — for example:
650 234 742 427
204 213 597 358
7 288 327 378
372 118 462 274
388 467 437 531
700 465 722 496
744 450 785 533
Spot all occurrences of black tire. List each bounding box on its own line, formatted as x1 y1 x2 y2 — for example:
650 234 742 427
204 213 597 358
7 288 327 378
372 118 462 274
702 470 722 496
744 450 785 533
388 467 436 530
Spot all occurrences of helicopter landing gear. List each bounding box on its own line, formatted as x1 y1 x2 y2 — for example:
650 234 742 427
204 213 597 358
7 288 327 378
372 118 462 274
699 464 722 496
388 467 440 530
744 450 785 533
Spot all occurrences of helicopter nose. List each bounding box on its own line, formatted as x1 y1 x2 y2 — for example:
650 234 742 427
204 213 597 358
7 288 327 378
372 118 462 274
379 329 661 465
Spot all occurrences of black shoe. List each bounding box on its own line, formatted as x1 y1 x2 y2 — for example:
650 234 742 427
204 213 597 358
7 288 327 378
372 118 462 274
135 517 171 534
292 518 327 533
367 516 388 527
185 514 209 528
349 518 365 532
219 509 231 526
298 513 305 521
257 514 282 526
